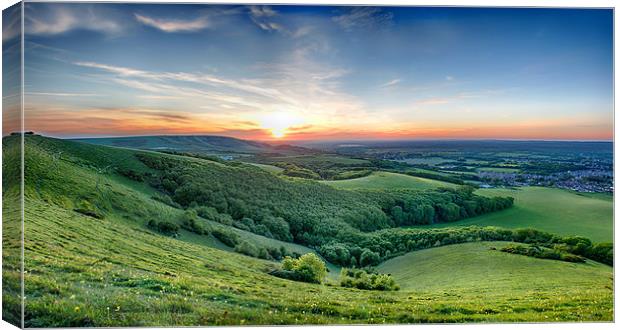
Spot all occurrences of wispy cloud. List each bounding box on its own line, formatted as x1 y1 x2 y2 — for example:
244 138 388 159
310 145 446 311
25 4 124 36
248 5 288 33
332 7 394 31
134 13 211 32
249 5 277 18
380 79 401 88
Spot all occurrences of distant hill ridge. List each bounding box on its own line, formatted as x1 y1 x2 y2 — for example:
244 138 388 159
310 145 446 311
72 135 275 153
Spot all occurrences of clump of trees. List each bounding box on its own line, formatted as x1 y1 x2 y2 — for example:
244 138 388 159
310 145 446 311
276 163 321 180
339 268 399 291
370 186 514 227
271 253 327 284
498 244 585 263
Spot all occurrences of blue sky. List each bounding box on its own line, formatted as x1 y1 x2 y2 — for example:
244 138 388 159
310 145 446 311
6 3 613 140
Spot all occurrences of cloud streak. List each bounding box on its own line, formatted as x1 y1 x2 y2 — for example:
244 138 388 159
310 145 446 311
134 13 211 32
332 7 394 31
380 79 401 88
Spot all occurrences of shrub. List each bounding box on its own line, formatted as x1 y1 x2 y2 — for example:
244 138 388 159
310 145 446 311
147 220 179 236
339 268 399 291
273 253 327 284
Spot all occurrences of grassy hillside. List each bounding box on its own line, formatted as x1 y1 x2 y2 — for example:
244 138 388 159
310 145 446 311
324 171 457 190
1 135 613 325
412 187 612 242
379 242 612 292
22 198 614 326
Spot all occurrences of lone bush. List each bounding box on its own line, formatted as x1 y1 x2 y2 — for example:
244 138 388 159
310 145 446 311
272 253 327 284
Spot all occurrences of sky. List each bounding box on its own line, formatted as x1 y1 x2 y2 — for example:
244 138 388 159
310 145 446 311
3 3 614 141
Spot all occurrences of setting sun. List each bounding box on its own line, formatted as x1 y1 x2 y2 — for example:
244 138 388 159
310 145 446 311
259 112 304 139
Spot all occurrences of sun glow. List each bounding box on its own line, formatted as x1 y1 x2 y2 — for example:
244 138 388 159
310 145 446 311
259 112 304 139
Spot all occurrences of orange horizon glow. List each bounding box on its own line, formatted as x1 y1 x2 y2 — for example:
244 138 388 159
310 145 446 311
18 104 613 142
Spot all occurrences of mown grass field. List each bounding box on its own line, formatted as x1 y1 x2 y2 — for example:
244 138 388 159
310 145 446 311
244 162 284 173
324 171 457 190
2 135 613 326
411 187 612 242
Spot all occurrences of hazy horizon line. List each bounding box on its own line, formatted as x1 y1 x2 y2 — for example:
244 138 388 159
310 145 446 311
45 132 615 143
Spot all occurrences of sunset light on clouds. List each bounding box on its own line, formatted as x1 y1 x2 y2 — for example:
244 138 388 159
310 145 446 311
9 4 613 141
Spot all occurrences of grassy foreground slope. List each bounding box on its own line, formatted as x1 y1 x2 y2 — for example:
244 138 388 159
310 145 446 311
23 199 614 326
3 135 612 325
324 171 457 190
413 187 612 242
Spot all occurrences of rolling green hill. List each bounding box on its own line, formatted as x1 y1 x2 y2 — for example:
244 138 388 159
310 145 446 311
379 242 612 292
324 171 458 190
1 135 613 326
411 187 613 242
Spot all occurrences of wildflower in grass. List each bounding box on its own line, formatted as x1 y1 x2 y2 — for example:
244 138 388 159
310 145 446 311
74 306 80 313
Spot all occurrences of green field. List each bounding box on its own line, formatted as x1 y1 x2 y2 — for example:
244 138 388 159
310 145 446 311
413 187 613 242
324 171 457 190
244 162 284 173
379 242 612 292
